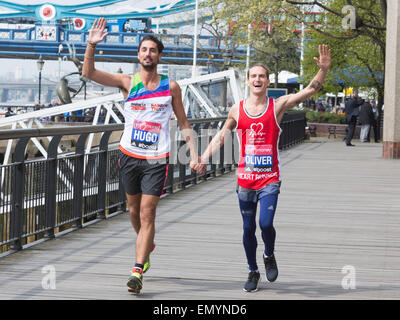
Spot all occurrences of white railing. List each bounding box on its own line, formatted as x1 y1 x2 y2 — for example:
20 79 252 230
0 69 242 165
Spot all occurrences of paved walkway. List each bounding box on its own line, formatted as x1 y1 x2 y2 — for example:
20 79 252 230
1 138 400 300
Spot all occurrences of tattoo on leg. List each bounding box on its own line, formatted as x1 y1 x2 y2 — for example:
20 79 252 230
310 80 322 91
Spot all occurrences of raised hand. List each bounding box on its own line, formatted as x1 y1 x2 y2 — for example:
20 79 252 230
313 44 331 72
87 17 108 45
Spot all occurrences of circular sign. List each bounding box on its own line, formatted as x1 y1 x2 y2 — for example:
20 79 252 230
73 18 86 30
39 4 56 21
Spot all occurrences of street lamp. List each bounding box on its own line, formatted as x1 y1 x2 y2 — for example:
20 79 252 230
221 49 232 114
207 54 214 74
36 55 45 106
57 44 63 80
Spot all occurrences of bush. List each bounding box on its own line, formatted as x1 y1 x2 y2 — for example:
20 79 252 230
306 111 346 124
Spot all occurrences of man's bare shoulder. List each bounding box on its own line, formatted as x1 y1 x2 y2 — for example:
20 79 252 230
169 79 181 92
229 102 238 111
121 72 133 84
227 103 239 124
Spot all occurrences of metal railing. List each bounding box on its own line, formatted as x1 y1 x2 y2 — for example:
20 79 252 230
0 69 242 165
0 113 306 254
279 111 308 149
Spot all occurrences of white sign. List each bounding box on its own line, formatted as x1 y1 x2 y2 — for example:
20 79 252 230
36 25 57 41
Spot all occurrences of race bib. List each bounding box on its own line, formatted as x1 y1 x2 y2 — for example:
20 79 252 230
244 144 273 173
131 120 161 150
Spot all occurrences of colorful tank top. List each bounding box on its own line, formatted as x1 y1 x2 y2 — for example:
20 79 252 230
236 98 282 189
120 73 173 159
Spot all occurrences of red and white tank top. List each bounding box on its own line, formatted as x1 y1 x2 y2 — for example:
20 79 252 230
120 73 173 159
236 98 282 189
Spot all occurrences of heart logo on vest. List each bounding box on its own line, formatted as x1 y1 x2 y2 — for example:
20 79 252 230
250 123 263 135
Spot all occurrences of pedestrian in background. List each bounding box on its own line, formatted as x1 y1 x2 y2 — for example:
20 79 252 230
359 99 374 143
369 101 380 142
344 93 363 146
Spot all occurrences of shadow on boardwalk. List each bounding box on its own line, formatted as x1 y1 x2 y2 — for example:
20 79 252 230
0 139 399 300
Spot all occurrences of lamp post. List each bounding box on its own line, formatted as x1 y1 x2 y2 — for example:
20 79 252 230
206 54 214 74
58 44 63 80
192 0 199 78
206 55 214 98
222 48 232 114
36 55 45 106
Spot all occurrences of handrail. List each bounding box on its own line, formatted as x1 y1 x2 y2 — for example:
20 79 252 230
0 114 306 253
0 123 123 140
0 118 229 140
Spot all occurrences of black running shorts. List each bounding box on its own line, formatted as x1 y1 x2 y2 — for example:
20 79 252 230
118 151 169 197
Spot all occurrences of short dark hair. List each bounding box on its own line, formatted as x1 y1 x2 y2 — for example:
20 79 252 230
138 35 164 54
247 64 269 79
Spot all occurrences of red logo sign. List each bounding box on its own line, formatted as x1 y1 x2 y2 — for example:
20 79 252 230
39 4 56 21
73 18 86 30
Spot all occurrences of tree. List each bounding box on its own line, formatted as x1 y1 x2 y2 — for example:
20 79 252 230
285 0 385 139
204 0 303 84
251 30 300 88
284 0 386 108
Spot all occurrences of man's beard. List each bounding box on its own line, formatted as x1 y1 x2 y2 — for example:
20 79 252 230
140 59 157 71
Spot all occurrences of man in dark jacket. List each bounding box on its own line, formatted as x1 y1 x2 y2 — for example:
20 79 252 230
344 93 363 146
358 99 374 142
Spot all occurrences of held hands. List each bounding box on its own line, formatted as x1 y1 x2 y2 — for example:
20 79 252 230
190 156 207 175
314 44 331 72
88 17 108 46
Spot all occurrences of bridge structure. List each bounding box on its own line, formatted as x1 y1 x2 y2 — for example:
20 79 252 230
0 0 247 65
0 23 247 65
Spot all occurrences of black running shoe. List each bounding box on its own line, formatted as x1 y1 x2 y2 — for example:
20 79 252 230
243 271 260 292
127 267 143 294
264 254 278 282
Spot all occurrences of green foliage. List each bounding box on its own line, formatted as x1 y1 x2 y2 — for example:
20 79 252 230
203 0 303 77
205 0 386 106
306 111 346 124
288 0 386 104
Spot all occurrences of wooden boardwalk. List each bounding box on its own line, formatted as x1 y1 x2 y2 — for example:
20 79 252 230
1 138 400 300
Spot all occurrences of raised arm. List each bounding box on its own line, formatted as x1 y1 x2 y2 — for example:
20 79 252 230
275 44 331 123
82 18 131 97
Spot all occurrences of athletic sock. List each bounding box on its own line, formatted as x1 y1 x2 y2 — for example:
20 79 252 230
134 263 144 271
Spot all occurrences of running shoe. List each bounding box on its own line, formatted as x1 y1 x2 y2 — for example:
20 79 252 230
143 243 156 274
127 267 143 293
243 271 260 292
263 254 278 282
